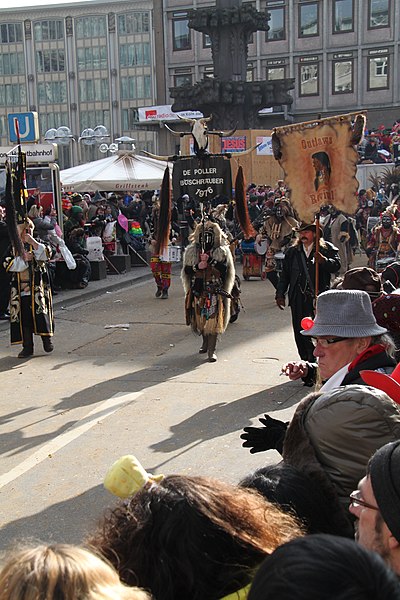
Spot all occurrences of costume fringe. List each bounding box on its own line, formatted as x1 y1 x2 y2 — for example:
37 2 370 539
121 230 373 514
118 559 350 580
235 166 255 238
155 167 171 255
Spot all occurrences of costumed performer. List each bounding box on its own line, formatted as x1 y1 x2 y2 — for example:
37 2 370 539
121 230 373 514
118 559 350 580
4 217 54 358
181 219 235 362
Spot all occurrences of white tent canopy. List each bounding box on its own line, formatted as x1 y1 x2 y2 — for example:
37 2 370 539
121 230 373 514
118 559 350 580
60 151 170 193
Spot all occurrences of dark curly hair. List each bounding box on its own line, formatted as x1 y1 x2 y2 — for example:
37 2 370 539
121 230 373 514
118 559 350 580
87 475 301 600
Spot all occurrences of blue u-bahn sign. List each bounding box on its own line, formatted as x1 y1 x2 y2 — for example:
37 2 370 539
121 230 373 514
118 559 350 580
8 112 40 143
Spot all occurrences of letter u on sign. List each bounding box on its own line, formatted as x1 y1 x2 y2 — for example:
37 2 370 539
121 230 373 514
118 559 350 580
8 112 39 143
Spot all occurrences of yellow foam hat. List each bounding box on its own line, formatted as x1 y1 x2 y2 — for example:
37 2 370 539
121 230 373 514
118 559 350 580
104 454 164 499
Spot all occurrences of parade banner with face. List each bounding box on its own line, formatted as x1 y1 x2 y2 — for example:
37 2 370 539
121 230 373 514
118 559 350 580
272 113 365 223
172 156 232 201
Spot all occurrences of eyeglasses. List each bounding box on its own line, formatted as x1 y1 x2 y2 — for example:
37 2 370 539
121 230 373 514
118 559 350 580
349 490 379 511
311 337 351 348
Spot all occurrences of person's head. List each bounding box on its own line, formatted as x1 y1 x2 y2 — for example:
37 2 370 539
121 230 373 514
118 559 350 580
312 152 331 175
340 267 383 301
27 205 42 219
70 205 83 219
89 460 301 600
301 289 388 379
239 463 342 535
71 193 83 206
350 441 400 574
105 205 113 215
17 218 35 241
0 544 150 600
247 534 400 600
381 212 394 230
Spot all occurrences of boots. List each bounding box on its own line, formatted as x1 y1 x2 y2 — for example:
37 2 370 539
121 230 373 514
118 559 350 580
161 289 168 299
199 335 208 354
155 287 162 298
42 336 54 353
207 334 218 363
18 327 34 358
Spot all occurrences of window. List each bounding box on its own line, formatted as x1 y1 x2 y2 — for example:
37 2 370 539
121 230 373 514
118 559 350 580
174 73 192 87
37 81 67 104
33 20 63 41
120 43 151 67
118 12 150 34
172 16 191 50
333 59 353 93
36 49 65 73
368 0 390 29
266 65 286 80
333 0 354 33
80 110 110 132
368 55 389 90
0 83 26 106
0 52 24 75
299 2 319 37
75 16 107 38
266 6 285 40
121 75 152 99
299 62 319 96
203 33 211 48
0 23 23 43
77 47 108 70
78 78 109 102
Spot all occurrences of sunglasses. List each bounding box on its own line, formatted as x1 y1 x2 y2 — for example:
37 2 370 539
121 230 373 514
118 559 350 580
311 337 351 348
349 490 379 511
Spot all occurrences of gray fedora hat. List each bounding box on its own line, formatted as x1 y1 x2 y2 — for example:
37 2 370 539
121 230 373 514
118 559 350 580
301 289 387 337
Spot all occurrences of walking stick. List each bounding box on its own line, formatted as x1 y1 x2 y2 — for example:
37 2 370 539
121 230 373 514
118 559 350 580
315 213 320 302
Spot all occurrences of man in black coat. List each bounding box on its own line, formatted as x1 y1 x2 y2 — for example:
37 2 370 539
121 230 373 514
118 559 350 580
275 223 341 361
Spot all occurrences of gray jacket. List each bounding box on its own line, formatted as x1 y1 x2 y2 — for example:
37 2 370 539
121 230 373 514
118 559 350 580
283 385 400 536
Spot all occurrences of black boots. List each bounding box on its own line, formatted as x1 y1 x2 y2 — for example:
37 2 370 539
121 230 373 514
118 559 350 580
161 289 168 299
42 336 54 353
155 287 162 298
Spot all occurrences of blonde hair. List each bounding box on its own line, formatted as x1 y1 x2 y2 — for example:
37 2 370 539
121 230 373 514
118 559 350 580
0 544 151 600
27 205 42 219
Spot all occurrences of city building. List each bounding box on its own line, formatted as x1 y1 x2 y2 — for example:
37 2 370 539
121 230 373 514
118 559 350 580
0 0 399 168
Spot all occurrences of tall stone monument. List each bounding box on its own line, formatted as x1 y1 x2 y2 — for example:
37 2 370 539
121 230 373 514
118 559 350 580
170 0 294 130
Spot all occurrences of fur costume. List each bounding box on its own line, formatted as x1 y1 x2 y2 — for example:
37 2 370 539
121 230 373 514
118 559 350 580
181 221 235 337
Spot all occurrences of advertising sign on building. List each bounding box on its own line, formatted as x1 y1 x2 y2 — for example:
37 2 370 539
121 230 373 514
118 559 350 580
256 136 273 155
138 105 203 123
221 136 246 153
172 156 232 200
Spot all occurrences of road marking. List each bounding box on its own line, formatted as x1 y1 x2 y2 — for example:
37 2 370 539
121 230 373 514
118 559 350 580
0 392 142 490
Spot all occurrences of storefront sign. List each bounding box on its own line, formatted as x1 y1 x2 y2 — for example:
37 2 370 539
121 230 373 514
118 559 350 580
138 105 203 123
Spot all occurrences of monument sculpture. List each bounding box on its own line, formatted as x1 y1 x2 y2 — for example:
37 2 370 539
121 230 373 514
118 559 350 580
170 0 294 129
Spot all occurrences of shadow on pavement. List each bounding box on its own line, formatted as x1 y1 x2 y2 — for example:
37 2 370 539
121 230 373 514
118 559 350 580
0 484 112 554
150 381 303 455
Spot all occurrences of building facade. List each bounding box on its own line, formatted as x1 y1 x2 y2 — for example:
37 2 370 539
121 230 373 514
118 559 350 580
163 0 400 128
0 0 399 168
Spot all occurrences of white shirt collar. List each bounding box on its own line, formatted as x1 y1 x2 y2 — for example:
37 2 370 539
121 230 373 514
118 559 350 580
319 363 350 393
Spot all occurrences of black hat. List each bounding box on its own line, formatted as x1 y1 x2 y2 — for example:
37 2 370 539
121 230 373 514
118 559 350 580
370 440 400 543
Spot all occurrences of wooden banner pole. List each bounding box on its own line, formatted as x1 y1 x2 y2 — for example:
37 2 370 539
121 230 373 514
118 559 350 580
315 213 320 301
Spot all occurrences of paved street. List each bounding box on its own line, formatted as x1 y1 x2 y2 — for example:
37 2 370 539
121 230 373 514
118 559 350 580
0 266 307 553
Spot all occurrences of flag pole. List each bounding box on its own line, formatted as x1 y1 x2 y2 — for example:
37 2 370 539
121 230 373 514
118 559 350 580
315 212 320 301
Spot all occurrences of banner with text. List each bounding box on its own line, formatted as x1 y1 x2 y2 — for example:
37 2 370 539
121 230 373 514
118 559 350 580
172 156 232 201
273 113 365 223
221 136 246 154
256 136 273 155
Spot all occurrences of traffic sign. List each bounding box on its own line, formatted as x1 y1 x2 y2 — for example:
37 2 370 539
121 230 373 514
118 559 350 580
8 112 40 143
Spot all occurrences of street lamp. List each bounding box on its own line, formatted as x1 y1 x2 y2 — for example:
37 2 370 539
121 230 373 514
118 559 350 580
44 126 75 169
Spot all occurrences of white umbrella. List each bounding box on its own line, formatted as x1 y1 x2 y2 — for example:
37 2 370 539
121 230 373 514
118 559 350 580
60 151 170 193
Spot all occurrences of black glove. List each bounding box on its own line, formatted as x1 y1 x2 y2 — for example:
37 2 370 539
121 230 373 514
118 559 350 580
240 415 288 454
